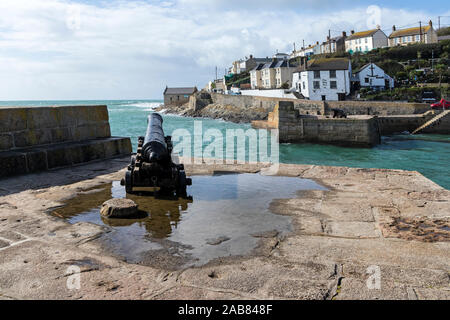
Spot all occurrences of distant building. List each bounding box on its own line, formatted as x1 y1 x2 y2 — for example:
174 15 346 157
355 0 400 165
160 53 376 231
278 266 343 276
163 87 198 106
250 63 265 89
231 55 272 74
273 52 290 60
389 21 438 46
354 63 394 90
293 58 351 101
290 42 320 59
258 59 295 89
345 26 388 54
320 32 347 54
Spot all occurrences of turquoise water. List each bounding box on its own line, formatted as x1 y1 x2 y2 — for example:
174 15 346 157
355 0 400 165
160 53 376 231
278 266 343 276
1 100 449 189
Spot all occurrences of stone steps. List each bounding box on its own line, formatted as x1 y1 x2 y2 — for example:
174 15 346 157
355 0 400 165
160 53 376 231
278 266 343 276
411 110 450 134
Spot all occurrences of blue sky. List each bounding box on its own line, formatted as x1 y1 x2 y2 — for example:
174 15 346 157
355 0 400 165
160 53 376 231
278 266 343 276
0 0 449 100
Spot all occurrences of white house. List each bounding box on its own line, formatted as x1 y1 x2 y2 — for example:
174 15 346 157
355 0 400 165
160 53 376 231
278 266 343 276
345 26 388 54
293 58 351 101
354 63 394 90
389 21 438 46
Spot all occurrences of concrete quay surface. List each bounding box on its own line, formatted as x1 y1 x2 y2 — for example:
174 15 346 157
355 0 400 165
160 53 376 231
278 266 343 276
0 157 448 300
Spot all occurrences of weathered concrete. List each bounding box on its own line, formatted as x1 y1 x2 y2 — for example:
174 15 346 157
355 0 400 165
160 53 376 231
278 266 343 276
0 157 448 300
0 105 132 177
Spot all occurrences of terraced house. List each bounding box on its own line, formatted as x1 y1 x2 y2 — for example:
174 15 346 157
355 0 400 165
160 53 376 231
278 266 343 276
255 59 294 89
345 26 388 54
389 20 438 46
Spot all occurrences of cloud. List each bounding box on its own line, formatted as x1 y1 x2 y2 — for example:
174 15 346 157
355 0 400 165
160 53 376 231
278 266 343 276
0 0 447 100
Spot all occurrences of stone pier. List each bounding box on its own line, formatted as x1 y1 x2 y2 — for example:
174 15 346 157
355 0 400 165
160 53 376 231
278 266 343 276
0 105 131 178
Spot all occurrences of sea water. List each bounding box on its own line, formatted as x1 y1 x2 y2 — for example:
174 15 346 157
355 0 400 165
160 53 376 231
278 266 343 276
1 99 449 189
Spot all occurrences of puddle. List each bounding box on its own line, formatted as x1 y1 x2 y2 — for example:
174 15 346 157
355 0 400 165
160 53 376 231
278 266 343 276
51 173 326 269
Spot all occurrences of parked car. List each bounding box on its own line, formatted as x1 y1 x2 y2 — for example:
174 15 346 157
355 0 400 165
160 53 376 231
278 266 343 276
431 99 450 110
422 91 437 103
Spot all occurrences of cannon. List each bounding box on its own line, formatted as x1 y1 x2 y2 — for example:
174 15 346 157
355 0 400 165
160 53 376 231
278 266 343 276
123 113 191 195
331 108 347 119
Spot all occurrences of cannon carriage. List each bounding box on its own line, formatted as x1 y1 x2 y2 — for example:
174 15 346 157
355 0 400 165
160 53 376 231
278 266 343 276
123 113 191 195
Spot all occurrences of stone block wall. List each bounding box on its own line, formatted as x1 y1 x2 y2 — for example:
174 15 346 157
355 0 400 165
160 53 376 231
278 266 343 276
0 105 111 151
261 101 381 147
0 105 131 177
210 93 430 117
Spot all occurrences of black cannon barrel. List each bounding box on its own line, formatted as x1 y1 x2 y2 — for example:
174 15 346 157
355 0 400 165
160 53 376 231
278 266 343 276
142 113 169 162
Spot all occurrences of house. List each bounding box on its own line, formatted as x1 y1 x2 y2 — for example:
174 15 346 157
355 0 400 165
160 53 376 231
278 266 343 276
163 87 198 106
273 52 290 60
345 26 388 54
290 42 320 59
258 59 295 89
231 55 272 74
250 63 265 89
320 32 347 54
354 63 394 90
389 21 438 46
293 58 351 101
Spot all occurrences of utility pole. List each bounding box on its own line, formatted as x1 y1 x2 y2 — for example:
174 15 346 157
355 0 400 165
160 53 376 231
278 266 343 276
328 29 331 53
215 66 217 80
303 39 305 49
432 50 434 72
438 16 441 30
419 21 422 43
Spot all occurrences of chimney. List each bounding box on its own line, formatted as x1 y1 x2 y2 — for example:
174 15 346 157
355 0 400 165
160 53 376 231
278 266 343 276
249 54 253 59
392 25 396 31
351 30 355 35
429 20 433 27
342 31 347 37
316 41 319 45
376 24 381 29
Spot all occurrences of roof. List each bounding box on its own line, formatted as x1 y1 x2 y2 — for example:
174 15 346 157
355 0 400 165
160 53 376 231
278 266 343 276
164 87 197 95
346 29 380 41
260 59 292 70
389 26 431 38
250 63 265 72
303 58 350 71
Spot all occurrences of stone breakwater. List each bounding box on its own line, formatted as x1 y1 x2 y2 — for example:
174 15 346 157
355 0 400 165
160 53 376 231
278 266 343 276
0 158 448 299
157 92 431 124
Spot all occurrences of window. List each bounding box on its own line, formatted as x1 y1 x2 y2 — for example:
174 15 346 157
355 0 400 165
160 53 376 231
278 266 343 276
365 38 368 43
314 70 320 79
365 46 368 51
330 81 337 89
416 35 420 41
302 82 306 89
329 70 336 78
313 81 320 89
365 77 369 83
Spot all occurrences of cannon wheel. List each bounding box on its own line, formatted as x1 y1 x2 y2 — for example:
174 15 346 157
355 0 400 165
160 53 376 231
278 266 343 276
125 171 133 194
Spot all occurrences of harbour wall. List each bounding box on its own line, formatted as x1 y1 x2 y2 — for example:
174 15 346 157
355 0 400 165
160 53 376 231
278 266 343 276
208 93 430 116
253 101 381 147
0 105 131 177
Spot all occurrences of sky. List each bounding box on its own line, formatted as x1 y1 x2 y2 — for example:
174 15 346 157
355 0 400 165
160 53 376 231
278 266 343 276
0 0 449 100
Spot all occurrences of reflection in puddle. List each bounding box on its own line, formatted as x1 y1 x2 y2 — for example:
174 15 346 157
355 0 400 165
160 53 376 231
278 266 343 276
52 173 326 269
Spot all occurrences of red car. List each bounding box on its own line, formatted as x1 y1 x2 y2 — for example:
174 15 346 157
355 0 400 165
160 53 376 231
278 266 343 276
431 99 450 110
